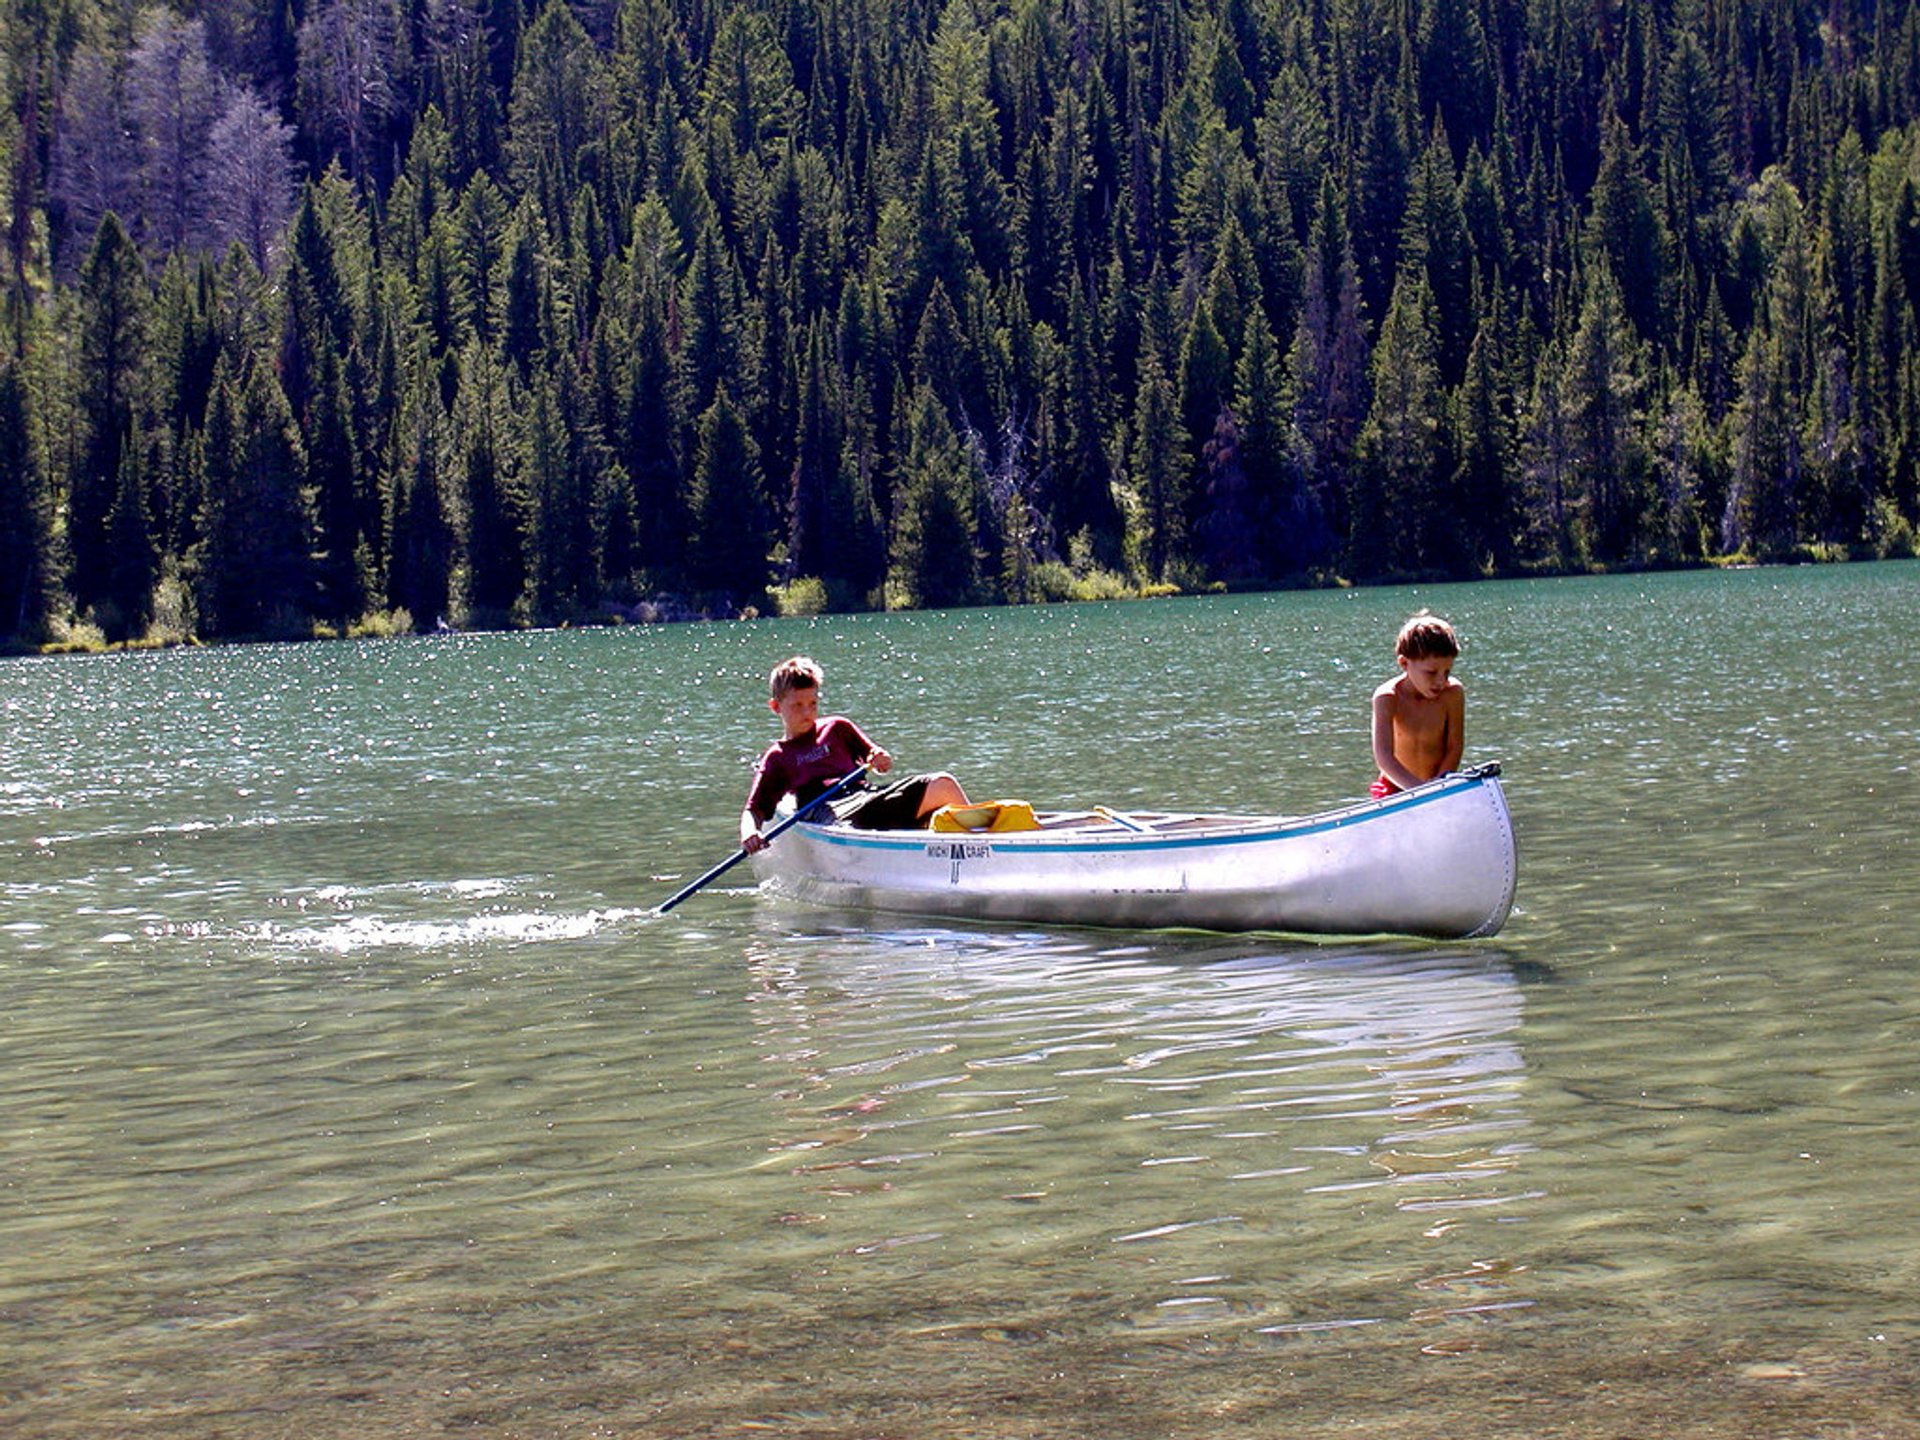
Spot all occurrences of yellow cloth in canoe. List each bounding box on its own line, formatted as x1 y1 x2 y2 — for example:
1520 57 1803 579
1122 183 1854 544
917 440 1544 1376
929 799 1040 833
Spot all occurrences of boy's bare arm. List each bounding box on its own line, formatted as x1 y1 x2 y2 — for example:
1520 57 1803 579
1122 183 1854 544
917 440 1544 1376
1439 685 1465 775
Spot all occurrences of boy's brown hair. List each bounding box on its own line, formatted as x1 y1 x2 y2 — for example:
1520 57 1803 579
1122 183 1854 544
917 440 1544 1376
1395 612 1459 661
769 654 824 699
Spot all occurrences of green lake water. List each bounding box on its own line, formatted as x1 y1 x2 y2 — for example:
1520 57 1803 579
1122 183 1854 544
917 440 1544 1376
2 562 1917 1438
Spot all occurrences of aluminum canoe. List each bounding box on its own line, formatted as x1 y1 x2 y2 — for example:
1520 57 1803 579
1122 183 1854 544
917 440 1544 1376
749 763 1518 939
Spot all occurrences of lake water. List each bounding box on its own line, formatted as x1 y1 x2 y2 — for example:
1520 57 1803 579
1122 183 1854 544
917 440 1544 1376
2 562 1917 1438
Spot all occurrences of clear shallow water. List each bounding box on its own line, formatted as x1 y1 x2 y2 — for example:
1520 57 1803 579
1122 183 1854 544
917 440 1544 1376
2 563 1918 1438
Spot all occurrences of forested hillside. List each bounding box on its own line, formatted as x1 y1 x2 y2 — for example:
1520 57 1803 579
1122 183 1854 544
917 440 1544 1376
3 0 1919 644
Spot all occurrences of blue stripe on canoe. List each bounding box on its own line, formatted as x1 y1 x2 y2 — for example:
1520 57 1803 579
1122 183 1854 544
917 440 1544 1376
795 775 1492 855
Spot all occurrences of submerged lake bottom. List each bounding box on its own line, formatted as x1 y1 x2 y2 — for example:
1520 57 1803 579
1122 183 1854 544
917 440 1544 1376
4 564 1919 1437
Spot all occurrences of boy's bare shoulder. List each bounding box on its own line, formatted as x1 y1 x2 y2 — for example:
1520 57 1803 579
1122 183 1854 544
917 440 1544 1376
1373 674 1405 702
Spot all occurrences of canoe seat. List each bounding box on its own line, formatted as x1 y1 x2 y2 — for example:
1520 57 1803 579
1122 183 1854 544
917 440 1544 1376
930 799 1041 833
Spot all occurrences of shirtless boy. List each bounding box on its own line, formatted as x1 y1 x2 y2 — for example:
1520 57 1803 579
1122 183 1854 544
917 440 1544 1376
1370 612 1464 797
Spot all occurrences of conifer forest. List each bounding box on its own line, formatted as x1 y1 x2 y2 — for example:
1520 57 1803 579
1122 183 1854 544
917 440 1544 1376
2 0 1919 644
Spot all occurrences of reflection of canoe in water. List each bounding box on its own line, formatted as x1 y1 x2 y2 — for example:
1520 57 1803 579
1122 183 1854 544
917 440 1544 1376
751 763 1517 939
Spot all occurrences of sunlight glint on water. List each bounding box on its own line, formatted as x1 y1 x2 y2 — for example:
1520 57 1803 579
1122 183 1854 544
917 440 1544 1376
2 563 1918 1438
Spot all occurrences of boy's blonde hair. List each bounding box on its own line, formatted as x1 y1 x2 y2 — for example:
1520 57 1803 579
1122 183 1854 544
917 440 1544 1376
1395 612 1459 661
769 654 824 699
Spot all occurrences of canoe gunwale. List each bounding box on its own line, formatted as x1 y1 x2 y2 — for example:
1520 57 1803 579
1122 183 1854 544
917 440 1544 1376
792 768 1496 856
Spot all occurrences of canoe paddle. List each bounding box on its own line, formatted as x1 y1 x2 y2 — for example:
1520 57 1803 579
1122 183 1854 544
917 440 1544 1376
654 765 869 914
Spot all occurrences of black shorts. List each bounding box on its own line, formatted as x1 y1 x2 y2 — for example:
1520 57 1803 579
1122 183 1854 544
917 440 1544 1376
828 774 937 830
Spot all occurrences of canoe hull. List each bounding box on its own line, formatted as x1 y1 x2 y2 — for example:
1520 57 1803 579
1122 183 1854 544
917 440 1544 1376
750 768 1518 939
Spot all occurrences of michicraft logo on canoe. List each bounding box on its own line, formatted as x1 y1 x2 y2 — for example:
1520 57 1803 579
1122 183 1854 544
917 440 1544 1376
923 840 991 883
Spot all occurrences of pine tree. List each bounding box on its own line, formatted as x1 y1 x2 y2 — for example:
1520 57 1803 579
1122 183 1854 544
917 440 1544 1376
390 385 456 630
1355 267 1446 577
787 318 855 586
1403 122 1474 385
148 256 221 551
1452 292 1515 573
197 358 312 638
1130 343 1185 581
1649 378 1713 563
1177 298 1232 472
1564 263 1652 564
1587 112 1673 348
73 213 147 616
497 202 550 380
454 340 530 621
104 434 159 638
890 383 982 609
1419 0 1492 160
1516 338 1577 568
280 184 354 425
523 356 604 620
1290 176 1371 561
688 386 770 607
308 351 366 624
0 361 57 642
1723 322 1801 557
617 277 688 587
1234 303 1316 576
1052 276 1124 568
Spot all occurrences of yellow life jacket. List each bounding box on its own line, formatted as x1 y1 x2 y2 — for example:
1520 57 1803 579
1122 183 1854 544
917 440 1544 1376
929 799 1041 833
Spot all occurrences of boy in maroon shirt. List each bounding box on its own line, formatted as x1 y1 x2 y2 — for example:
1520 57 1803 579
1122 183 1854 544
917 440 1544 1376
739 656 970 852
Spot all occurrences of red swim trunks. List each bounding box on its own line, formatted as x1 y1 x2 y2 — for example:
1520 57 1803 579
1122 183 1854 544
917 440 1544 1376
1369 775 1400 799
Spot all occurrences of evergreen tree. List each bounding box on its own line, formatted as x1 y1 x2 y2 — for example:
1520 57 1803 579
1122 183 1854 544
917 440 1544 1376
1130 342 1185 581
454 340 530 621
1452 295 1516 573
0 361 57 641
1649 378 1713 563
523 357 603 620
619 286 689 587
308 351 367 624
73 213 147 616
1052 276 1124 568
1564 264 1651 564
104 434 159 638
891 383 982 609
1176 298 1232 479
1355 268 1447 577
1234 303 1317 575
1403 122 1474 385
688 386 771 606
1723 320 1802 557
1517 340 1578 568
1419 0 1492 160
1587 112 1673 347
197 358 312 638
390 386 456 630
1290 177 1371 560
1353 85 1410 324
787 313 885 604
